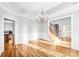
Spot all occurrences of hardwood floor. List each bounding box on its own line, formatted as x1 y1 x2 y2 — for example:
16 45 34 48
1 39 79 57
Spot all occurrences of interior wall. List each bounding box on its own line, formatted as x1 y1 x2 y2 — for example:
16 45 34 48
71 11 79 50
15 16 49 44
41 23 49 40
0 14 4 54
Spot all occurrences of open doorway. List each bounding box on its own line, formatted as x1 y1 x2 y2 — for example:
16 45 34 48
49 16 71 48
4 18 15 51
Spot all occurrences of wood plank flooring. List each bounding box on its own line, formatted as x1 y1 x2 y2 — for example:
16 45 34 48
1 39 79 57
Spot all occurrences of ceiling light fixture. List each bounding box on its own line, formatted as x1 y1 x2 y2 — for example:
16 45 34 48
36 3 48 24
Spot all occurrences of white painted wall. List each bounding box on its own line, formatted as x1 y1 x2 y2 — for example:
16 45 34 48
0 14 4 54
15 16 49 44
71 11 79 50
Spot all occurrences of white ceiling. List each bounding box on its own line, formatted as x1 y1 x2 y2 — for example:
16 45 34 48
0 2 61 15
17 2 61 12
0 2 78 20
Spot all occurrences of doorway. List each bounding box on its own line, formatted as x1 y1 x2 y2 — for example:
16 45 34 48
4 18 15 51
49 17 71 48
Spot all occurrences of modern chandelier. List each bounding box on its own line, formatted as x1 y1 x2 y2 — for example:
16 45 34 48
36 6 48 24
